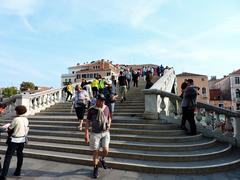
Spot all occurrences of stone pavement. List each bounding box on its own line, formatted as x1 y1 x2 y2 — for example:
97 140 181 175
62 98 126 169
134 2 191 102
1 156 240 180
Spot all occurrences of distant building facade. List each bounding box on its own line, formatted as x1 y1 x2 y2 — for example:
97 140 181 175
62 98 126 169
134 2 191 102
61 59 119 86
176 72 210 104
210 69 240 111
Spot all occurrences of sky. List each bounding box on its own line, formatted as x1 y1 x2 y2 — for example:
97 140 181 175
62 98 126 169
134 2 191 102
0 0 240 88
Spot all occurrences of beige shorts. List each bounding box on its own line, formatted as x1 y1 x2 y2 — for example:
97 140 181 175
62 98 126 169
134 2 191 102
90 131 110 151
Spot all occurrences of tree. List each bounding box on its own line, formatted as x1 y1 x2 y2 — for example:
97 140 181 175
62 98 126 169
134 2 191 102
2 87 18 98
20 81 35 92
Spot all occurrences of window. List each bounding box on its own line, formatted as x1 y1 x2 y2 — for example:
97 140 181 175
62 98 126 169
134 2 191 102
236 89 240 99
90 74 93 78
237 103 240 110
218 103 224 108
65 79 68 82
202 87 206 95
107 72 111 76
68 79 71 82
82 74 86 78
235 77 240 84
72 71 75 74
201 78 205 81
77 74 81 79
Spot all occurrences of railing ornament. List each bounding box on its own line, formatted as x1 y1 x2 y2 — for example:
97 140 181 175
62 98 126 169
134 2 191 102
143 68 240 146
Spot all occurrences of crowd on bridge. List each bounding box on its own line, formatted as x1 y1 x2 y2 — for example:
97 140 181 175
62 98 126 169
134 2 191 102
61 64 169 178
0 64 176 179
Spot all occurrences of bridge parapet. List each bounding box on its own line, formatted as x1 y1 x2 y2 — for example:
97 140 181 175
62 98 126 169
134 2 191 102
143 68 177 120
144 88 240 147
0 88 62 117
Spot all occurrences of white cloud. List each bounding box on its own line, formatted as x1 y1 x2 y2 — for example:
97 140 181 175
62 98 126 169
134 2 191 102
0 0 39 32
70 0 166 28
0 0 37 16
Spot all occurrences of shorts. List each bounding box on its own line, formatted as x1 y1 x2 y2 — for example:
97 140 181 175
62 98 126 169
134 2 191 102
119 86 127 95
75 105 85 120
90 131 110 150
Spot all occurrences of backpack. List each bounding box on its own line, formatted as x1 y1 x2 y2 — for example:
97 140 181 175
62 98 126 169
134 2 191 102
63 86 67 92
126 73 131 80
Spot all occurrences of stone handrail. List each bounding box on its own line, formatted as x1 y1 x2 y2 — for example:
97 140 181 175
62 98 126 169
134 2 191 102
0 88 63 117
143 68 177 120
143 89 240 147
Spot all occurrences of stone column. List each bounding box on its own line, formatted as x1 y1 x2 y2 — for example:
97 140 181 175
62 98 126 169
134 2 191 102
143 93 159 119
15 94 31 115
233 117 240 147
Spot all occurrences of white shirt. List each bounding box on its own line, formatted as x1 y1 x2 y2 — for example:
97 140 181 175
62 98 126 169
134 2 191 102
9 116 29 143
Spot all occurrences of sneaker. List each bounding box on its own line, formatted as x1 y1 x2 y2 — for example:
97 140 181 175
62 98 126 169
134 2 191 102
99 158 107 169
123 97 126 101
13 171 21 176
0 175 6 180
93 166 99 178
187 132 197 136
180 125 188 131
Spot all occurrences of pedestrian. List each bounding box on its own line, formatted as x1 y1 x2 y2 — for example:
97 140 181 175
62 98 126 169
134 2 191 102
145 71 153 89
132 70 140 88
118 71 128 103
73 85 89 131
0 105 29 180
125 69 132 90
91 75 99 98
103 79 118 119
66 83 73 101
180 81 188 131
181 79 198 135
85 94 111 179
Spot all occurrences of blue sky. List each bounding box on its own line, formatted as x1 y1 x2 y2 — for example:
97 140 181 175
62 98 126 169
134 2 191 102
1 0 240 88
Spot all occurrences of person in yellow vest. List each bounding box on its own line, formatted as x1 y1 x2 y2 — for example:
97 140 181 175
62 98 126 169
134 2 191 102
98 76 106 94
91 76 99 98
66 83 73 101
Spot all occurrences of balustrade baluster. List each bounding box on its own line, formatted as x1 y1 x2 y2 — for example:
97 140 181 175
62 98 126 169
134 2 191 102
224 117 233 137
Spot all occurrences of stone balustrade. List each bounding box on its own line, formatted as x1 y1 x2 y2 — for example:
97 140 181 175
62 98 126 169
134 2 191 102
1 88 63 117
143 88 240 147
143 68 177 120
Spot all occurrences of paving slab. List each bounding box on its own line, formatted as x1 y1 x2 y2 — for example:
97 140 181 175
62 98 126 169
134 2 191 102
1 156 240 180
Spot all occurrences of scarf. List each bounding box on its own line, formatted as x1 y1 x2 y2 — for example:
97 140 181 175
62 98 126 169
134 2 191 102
93 105 107 131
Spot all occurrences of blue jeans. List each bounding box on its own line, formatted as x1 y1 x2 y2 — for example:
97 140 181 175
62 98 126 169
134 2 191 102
1 142 24 177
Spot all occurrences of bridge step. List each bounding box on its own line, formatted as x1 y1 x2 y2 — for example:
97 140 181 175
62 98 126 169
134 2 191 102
0 146 239 173
2 78 240 174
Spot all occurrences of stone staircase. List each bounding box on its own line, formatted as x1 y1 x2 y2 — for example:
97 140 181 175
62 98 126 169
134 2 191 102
1 77 240 174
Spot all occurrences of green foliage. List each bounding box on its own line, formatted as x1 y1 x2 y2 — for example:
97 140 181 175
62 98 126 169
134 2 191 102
20 81 35 92
2 87 18 98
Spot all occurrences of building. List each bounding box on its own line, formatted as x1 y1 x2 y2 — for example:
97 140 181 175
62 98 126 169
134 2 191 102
176 72 210 103
211 69 240 111
209 88 232 109
61 59 119 86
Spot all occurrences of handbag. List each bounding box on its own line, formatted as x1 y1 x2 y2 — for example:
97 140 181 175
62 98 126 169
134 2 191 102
6 128 14 145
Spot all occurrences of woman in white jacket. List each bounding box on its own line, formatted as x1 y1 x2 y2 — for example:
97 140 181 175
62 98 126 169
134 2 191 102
0 105 29 180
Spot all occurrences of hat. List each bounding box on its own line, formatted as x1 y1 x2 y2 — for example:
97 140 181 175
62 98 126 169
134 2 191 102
105 79 112 85
97 94 106 101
